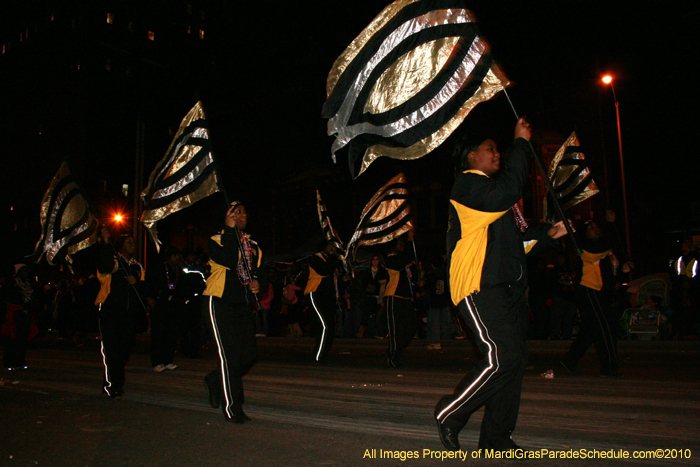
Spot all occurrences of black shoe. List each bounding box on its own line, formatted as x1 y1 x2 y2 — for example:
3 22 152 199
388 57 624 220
436 419 461 451
479 436 523 452
204 374 221 408
240 410 252 421
226 413 248 424
103 387 123 398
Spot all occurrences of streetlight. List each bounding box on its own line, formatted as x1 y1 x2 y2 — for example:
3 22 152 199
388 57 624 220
601 74 632 264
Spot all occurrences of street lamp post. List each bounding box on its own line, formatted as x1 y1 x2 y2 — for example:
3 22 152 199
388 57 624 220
602 75 632 264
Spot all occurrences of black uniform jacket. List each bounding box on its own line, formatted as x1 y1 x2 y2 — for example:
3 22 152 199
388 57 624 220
95 245 146 316
384 249 414 299
446 138 557 305
204 226 267 306
304 252 339 297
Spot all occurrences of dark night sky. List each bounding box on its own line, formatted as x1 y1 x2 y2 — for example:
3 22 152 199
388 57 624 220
2 1 699 273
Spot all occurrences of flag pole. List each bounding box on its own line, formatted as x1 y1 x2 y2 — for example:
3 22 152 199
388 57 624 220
211 159 262 311
410 236 419 271
502 89 581 256
198 99 261 309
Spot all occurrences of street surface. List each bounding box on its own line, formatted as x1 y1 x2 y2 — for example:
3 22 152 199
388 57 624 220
2 336 699 466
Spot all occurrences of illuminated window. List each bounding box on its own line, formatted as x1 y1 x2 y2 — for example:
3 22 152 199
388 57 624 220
19 33 23 42
199 29 204 40
107 12 114 24
2 45 5 54
148 31 155 40
122 184 129 197
187 25 191 34
51 14 54 21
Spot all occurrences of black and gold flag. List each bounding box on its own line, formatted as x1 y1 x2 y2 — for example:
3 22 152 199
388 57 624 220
544 132 599 221
141 101 223 250
346 173 414 260
316 190 345 255
32 161 98 265
322 0 509 178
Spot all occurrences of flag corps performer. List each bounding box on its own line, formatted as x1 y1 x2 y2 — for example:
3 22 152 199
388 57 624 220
95 229 147 398
304 241 341 365
203 200 267 423
434 118 571 451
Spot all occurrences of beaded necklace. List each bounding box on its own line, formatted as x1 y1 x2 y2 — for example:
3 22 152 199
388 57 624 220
512 203 529 233
119 253 143 277
236 232 254 285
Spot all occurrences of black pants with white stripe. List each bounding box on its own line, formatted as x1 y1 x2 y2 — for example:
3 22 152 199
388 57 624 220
207 296 257 419
99 310 137 395
434 285 528 449
385 295 416 364
562 285 618 374
309 291 336 363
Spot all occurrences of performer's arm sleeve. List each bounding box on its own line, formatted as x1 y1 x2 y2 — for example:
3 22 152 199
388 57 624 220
452 138 531 213
385 251 411 271
97 245 116 275
254 247 269 291
208 227 240 269
309 254 332 276
524 223 560 256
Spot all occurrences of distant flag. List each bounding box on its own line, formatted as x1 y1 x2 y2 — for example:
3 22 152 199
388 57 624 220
322 0 510 178
346 173 414 260
316 190 346 255
32 161 98 265
141 101 223 250
543 132 600 221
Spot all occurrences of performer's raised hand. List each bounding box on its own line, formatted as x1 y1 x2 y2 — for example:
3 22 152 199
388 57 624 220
100 226 111 243
547 220 574 239
225 206 237 228
514 117 531 141
225 202 248 230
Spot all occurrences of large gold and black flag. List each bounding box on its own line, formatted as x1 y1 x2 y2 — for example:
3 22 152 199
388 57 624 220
32 161 98 265
141 101 223 250
543 132 600 221
346 173 414 260
316 189 346 255
322 0 510 178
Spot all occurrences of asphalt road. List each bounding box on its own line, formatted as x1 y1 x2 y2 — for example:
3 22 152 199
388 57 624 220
2 335 699 467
